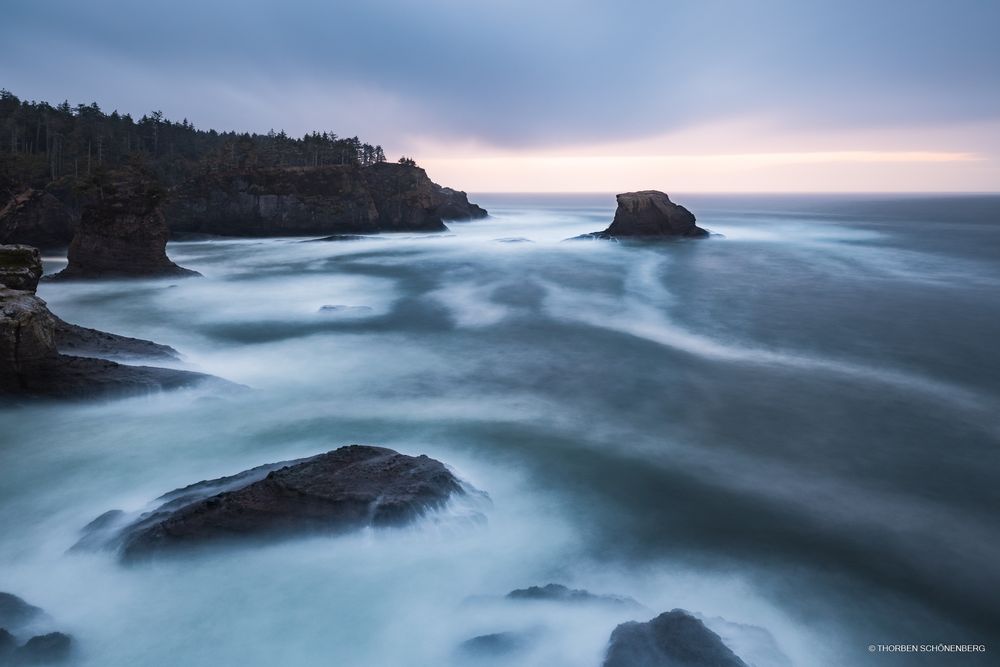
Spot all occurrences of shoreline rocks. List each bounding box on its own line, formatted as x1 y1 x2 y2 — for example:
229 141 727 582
77 445 480 560
578 190 708 240
1 243 218 399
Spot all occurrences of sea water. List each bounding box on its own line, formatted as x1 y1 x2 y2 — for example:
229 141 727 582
2 193 998 666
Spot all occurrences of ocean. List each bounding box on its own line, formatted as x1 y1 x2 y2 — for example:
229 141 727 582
2 193 998 666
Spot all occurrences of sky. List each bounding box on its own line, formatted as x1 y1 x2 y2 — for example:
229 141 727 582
2 0 999 192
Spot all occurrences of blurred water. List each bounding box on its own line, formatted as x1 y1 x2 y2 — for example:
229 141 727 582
2 193 999 666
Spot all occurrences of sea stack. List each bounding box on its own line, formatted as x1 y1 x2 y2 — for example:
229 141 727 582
53 167 198 279
584 190 707 240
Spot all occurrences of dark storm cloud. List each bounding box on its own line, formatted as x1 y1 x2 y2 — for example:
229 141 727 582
2 0 999 146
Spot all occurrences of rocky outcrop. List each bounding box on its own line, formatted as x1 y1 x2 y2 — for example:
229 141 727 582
52 317 179 361
603 609 748 667
1 244 215 399
0 189 77 250
77 445 479 560
166 163 486 237
506 584 642 608
0 245 43 293
582 191 707 240
53 169 198 279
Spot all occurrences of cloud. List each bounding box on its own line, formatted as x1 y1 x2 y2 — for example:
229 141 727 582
3 0 999 153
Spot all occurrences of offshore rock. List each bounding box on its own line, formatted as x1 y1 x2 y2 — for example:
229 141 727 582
78 445 477 560
581 191 707 240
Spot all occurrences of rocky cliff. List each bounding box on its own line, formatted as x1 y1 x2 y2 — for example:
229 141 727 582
0 188 78 249
53 169 198 279
166 163 486 237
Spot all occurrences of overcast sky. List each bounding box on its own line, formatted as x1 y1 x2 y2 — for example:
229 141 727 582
3 0 999 191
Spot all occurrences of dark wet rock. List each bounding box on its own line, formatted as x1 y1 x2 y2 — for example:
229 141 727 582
458 631 532 658
579 191 707 241
13 632 73 664
603 609 748 667
166 164 486 237
506 584 643 608
0 245 43 292
78 445 477 560
307 234 373 242
0 629 15 659
318 305 373 314
0 594 43 632
52 317 179 361
0 189 77 250
1 287 221 399
52 168 198 280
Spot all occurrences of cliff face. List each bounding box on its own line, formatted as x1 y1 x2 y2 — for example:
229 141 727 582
166 163 486 237
55 170 198 279
0 188 78 249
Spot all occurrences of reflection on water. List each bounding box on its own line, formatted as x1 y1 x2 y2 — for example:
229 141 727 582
3 194 999 666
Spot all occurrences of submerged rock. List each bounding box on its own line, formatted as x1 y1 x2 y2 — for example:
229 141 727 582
0 189 77 250
0 594 73 665
14 632 73 664
318 305 373 314
53 168 198 279
603 609 748 667
506 584 642 608
458 631 534 658
0 245 43 292
578 191 707 240
0 594 43 632
0 629 15 658
78 445 479 560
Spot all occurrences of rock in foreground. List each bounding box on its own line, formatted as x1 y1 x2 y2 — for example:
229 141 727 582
603 609 748 667
78 445 476 560
582 191 707 240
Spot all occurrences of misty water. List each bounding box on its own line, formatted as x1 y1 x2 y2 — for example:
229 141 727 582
2 193 999 666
